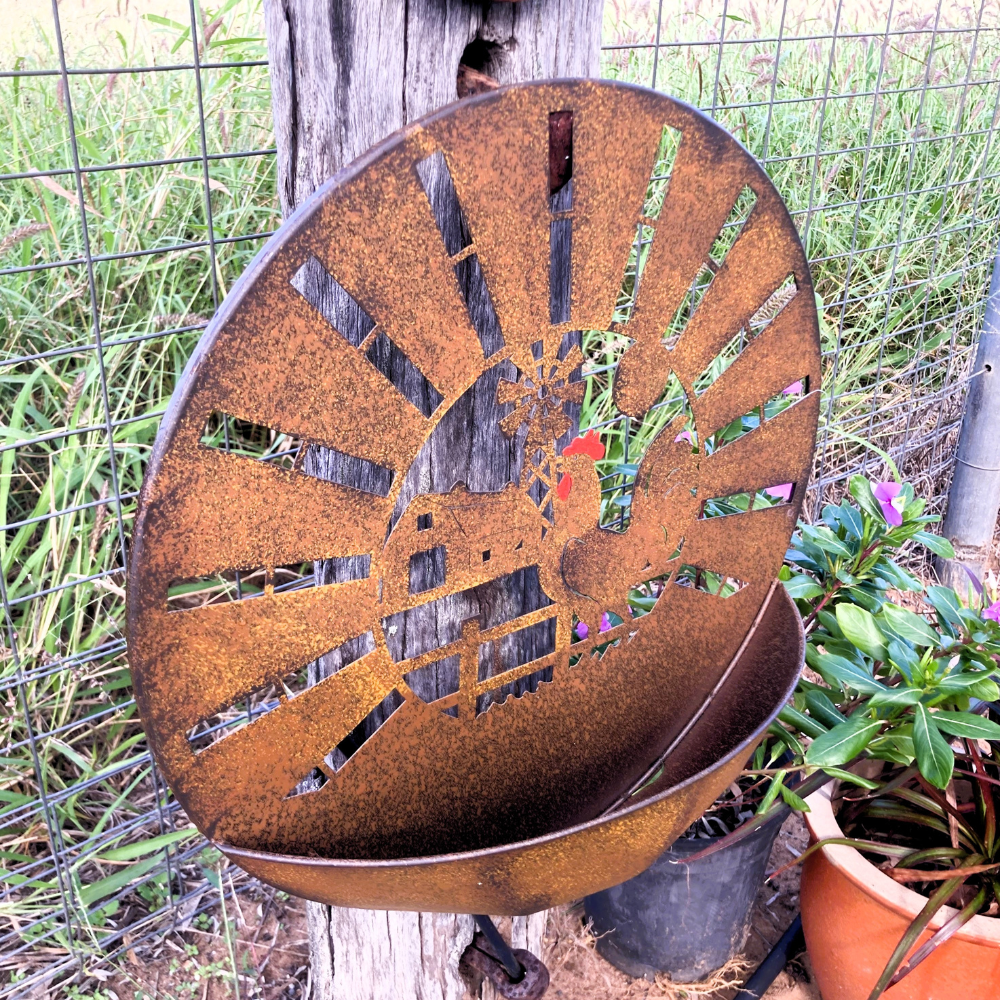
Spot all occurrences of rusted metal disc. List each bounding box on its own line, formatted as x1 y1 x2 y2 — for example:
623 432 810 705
128 80 819 912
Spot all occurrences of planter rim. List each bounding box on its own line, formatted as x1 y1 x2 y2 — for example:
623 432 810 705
804 782 1000 946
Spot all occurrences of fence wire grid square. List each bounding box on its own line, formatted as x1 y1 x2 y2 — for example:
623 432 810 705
2 0 1000 995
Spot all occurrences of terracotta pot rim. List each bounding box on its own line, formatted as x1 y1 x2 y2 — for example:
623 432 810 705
804 782 1000 947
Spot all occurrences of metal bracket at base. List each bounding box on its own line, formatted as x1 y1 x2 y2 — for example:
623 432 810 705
460 915 550 999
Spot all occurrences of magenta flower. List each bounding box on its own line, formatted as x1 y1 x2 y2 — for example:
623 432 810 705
782 380 804 395
674 429 693 444
872 481 905 527
600 612 612 633
575 621 589 639
985 600 1000 623
765 483 793 501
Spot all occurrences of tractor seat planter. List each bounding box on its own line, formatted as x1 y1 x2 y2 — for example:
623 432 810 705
800 783 1000 1000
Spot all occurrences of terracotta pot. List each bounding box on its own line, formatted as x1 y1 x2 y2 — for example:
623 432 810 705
800 784 1000 1000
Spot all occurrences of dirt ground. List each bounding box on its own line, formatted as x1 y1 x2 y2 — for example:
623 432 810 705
84 814 816 1000
103 889 310 1000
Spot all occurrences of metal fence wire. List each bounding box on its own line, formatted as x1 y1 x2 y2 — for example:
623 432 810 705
3 0 1000 994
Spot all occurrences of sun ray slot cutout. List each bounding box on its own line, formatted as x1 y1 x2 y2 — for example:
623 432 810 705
186 665 310 755
661 186 759 344
702 377 808 455
291 255 444 415
674 564 749 598
549 110 573 324
699 483 796 518
415 151 504 357
382 566 553 663
326 690 405 774
291 255 375 347
692 274 798 396
301 444 394 497
614 124 682 324
200 411 303 469
289 632 405 784
167 560 318 612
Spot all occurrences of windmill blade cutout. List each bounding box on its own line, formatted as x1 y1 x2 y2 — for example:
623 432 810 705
128 81 818 914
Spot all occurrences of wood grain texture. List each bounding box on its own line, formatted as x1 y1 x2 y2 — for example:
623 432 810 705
263 1 601 996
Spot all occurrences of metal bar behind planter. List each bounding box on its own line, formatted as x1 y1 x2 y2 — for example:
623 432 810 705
939 249 1000 591
736 915 805 999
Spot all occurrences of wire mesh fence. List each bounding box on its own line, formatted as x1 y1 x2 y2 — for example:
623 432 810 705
2 0 999 995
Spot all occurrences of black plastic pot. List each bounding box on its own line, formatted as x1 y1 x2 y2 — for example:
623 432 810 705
584 810 784 982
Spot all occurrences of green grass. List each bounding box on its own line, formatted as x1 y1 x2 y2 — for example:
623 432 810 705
600 0 1000 503
1 2 277 983
2 0 1000 983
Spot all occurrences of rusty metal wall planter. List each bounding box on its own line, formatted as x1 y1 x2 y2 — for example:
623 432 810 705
127 80 820 915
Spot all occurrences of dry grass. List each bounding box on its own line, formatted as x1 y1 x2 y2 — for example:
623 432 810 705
540 817 817 1000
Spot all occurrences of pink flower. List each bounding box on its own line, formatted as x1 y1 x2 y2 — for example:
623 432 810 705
600 612 612 633
765 483 793 501
575 621 589 639
985 600 1000 623
674 430 693 444
782 380 804 395
872 481 905 527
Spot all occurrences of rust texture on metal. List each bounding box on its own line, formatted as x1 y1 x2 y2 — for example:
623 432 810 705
461 934 551 1000
127 80 820 914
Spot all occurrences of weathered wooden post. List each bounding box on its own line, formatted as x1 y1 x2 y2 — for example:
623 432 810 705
261 3 602 997
937 252 1000 594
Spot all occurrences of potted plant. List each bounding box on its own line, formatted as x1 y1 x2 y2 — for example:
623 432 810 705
588 476 1000 1000
583 738 791 981
584 472 987 985
759 476 1000 998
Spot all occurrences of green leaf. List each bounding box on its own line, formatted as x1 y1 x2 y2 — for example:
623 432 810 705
811 652 885 695
913 704 955 788
768 722 804 757
887 638 920 681
934 671 994 693
98 828 197 863
843 586 882 613
869 726 916 765
142 13 187 29
925 586 963 625
849 475 883 520
880 604 940 648
929 710 1000 740
836 604 889 661
756 771 786 815
839 501 864 540
876 558 924 592
78 854 164 907
801 524 854 558
969 677 1000 702
779 704 828 739
868 687 922 708
806 715 883 767
780 785 811 812
913 531 955 559
819 766 880 790
783 573 826 600
805 689 847 728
